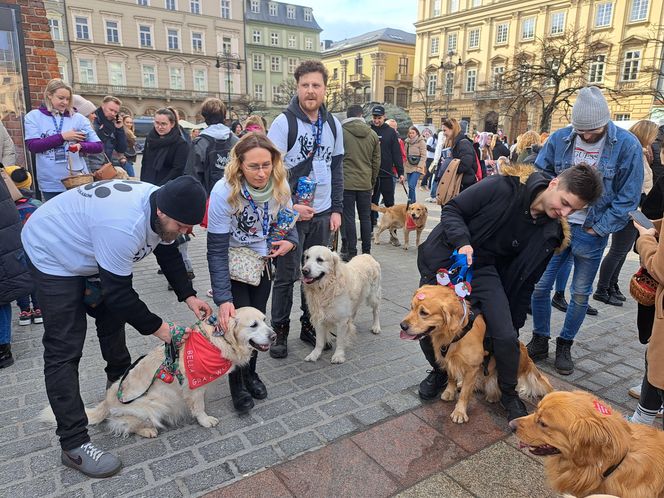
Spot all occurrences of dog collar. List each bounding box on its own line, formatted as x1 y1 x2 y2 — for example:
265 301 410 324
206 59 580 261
602 451 627 479
440 306 475 357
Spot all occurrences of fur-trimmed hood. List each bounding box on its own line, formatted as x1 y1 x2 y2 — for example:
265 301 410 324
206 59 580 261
499 163 571 253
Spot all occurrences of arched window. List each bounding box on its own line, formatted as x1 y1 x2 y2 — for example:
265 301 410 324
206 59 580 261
384 86 394 104
396 87 410 108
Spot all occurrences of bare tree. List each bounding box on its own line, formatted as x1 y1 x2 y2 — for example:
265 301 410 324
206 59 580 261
324 80 356 112
272 78 298 107
411 72 442 125
500 30 609 132
235 94 268 117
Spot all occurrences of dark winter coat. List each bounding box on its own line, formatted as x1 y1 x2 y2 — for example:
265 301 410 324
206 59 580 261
93 107 127 160
140 127 190 186
370 122 404 178
417 165 569 330
0 177 33 305
452 134 478 191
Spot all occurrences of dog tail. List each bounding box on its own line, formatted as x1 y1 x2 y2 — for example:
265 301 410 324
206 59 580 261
85 399 111 425
517 342 555 398
370 203 386 213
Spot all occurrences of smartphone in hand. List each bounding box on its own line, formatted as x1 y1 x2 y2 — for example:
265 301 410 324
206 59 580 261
629 210 655 230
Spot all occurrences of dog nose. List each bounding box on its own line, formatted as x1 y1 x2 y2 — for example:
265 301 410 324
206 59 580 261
399 321 409 331
508 419 518 432
269 332 277 344
302 268 310 277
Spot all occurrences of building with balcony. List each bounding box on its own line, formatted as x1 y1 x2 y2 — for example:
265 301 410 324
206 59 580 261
321 28 416 112
412 0 664 137
44 0 72 83
244 0 322 120
65 0 245 120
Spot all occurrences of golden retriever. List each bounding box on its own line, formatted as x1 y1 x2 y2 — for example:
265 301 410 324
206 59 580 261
511 390 664 498
371 202 428 250
400 285 553 423
301 245 381 364
40 307 275 438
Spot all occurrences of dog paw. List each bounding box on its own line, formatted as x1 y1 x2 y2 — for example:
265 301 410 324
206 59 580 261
197 415 219 428
441 388 456 401
304 351 321 362
371 326 381 335
450 409 469 424
330 352 346 364
136 427 158 438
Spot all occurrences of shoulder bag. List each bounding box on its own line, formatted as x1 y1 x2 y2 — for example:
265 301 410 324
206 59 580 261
229 246 266 286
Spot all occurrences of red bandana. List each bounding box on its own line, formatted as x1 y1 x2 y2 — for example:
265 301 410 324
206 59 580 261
183 332 233 389
406 215 417 230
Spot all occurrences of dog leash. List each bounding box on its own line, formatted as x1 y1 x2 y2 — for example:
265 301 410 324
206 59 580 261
387 171 411 209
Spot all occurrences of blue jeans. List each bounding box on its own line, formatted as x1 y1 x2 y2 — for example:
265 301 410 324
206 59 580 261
0 303 11 344
554 253 573 293
407 172 421 204
531 225 608 341
122 161 136 177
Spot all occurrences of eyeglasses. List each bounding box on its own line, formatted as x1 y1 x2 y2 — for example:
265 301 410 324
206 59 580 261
243 164 272 172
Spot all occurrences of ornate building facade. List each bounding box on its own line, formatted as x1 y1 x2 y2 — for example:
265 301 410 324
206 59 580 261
412 0 664 137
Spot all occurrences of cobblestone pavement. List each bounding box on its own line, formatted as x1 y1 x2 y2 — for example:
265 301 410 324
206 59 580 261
0 188 647 497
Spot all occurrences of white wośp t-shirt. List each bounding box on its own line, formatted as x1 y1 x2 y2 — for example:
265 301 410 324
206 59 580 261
567 135 606 226
22 180 163 277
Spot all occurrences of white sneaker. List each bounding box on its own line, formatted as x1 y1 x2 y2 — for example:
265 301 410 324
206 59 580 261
628 384 641 399
659 407 663 419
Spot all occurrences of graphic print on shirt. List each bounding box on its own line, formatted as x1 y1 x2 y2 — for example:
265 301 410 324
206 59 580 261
76 179 142 199
234 204 264 243
288 134 333 167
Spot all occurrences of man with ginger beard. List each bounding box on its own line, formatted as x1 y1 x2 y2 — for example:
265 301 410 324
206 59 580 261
21 176 211 478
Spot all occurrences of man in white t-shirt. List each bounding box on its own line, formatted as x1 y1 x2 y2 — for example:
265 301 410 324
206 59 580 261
527 86 643 375
21 176 211 478
266 60 344 358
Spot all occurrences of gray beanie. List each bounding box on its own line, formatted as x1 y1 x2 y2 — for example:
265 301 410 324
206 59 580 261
571 86 610 130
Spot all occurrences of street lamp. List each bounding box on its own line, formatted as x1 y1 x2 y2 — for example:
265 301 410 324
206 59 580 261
216 53 243 117
440 50 463 118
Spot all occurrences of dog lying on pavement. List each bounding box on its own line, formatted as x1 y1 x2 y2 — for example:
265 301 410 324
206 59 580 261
371 202 428 250
301 245 381 364
40 307 275 438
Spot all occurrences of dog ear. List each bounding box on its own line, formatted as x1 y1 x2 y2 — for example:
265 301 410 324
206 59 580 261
331 250 341 269
423 205 428 214
568 412 629 467
224 316 239 346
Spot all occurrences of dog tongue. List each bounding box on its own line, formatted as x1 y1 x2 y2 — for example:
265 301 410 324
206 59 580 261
400 330 417 341
302 276 315 284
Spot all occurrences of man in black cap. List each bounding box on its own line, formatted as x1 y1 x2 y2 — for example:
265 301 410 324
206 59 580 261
21 176 211 478
370 105 404 245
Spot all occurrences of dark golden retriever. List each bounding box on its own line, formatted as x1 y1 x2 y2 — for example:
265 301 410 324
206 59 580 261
400 284 553 423
511 390 664 498
371 202 428 250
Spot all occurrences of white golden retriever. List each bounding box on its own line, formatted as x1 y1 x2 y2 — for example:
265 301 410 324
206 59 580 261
40 307 275 438
301 245 381 364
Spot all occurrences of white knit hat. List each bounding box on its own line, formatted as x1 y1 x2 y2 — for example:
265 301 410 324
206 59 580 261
571 87 611 130
72 94 97 117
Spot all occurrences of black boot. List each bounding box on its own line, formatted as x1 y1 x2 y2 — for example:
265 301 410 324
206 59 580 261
526 334 549 362
551 291 568 312
0 344 14 369
300 318 331 350
554 337 574 375
418 337 448 400
270 322 289 359
501 394 528 422
228 369 254 413
593 288 623 306
243 352 267 399
611 283 627 302
586 304 598 316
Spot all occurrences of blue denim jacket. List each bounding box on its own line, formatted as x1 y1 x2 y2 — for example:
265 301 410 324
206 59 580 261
534 121 643 237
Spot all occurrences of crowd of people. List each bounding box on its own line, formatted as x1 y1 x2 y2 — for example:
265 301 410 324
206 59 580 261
1 60 664 479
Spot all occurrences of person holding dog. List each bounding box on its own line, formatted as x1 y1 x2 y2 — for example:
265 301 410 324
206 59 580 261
21 175 211 478
417 163 603 421
207 132 297 413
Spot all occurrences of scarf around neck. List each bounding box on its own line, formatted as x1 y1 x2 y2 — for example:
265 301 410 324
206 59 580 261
244 178 274 203
183 331 233 389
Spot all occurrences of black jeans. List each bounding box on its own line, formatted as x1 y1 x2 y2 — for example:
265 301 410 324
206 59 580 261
420 158 434 188
419 265 521 398
271 211 331 326
638 353 664 428
342 189 372 256
596 222 638 292
371 176 396 225
30 264 130 450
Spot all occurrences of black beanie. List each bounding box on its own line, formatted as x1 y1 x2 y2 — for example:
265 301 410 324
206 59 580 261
156 176 207 225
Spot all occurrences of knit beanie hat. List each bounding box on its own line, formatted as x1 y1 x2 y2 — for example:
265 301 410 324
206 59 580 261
72 94 97 117
156 176 207 225
5 165 32 189
571 87 611 131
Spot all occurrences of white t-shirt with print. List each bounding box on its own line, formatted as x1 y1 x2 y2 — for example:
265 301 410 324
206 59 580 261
567 135 606 225
22 180 163 277
268 112 343 213
207 178 281 257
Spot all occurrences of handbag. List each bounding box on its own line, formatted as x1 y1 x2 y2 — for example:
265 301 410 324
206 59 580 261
229 246 265 286
407 155 420 166
93 153 117 180
630 267 658 306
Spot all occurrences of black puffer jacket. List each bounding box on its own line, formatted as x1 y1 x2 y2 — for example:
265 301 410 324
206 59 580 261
0 176 32 305
452 134 478 191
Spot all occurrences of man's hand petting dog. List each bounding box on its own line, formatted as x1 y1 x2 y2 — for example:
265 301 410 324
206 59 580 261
218 301 236 332
186 295 212 321
153 321 193 343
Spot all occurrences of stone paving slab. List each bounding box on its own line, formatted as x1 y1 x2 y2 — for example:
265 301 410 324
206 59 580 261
0 188 648 496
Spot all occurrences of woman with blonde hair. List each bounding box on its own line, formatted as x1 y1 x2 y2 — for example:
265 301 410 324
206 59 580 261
24 79 102 200
242 115 267 135
515 130 541 163
594 119 659 306
118 114 137 177
207 132 297 413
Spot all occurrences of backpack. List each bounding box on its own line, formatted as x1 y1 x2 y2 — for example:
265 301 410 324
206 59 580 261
284 109 337 153
194 133 238 194
436 158 462 205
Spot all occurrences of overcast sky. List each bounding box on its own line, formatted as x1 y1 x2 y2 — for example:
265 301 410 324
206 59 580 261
295 0 417 42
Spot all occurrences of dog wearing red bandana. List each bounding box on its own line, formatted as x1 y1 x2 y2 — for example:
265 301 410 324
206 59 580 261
55 307 275 438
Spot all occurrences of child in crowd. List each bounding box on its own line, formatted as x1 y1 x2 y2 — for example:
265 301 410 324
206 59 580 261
5 165 42 325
